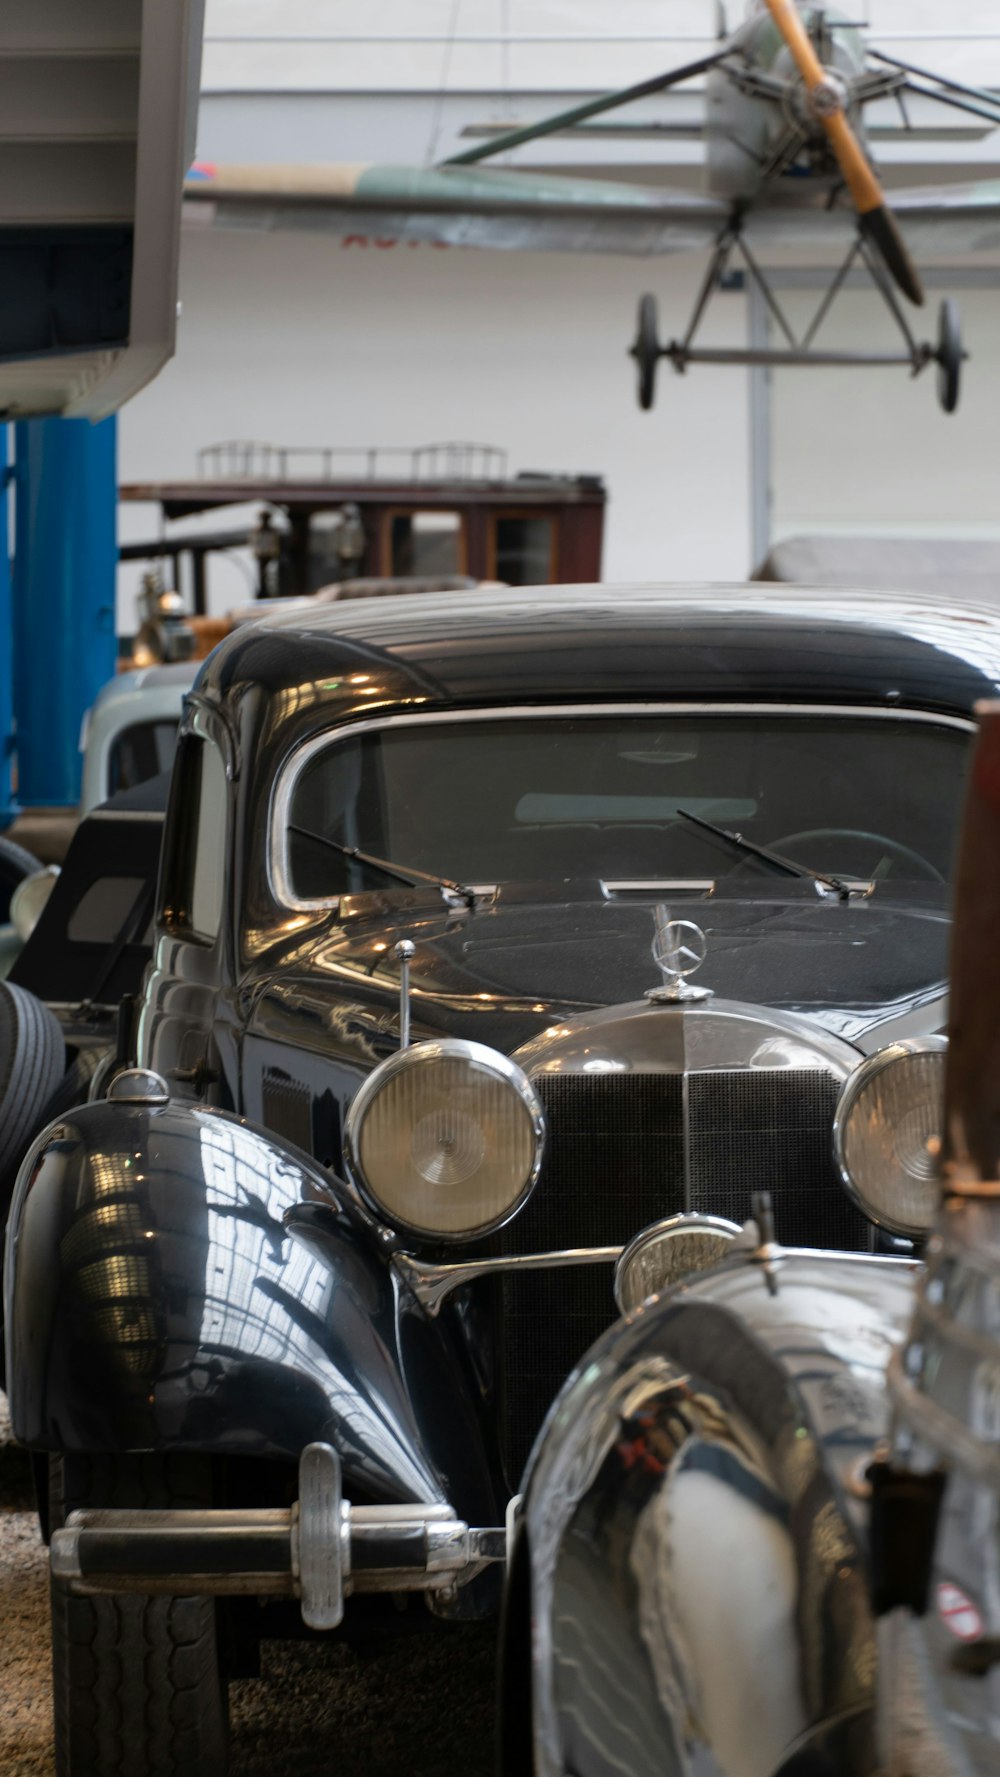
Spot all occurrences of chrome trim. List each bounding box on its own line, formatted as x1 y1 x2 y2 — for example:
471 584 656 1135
647 981 713 1003
394 1238 918 1319
889 1349 1000 1489
648 912 713 1003
393 1246 622 1317
513 996 861 1078
833 1035 947 1235
106 1067 170 1107
394 938 415 1049
295 1440 349 1629
613 1212 743 1314
268 702 975 914
889 1192 1000 1486
601 879 716 898
51 1441 507 1624
344 1037 546 1244
814 877 875 899
521 1247 918 1777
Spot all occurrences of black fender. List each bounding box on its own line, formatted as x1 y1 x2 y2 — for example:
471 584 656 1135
4 1098 499 1522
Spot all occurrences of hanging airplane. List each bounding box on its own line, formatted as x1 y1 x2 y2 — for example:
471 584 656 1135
185 1 1000 414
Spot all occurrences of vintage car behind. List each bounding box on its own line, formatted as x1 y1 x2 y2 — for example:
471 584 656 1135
498 702 1000 1777
4 584 996 1772
0 774 169 1326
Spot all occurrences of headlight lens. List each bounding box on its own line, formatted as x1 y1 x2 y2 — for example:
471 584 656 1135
615 1213 742 1314
834 1038 946 1237
345 1039 545 1239
10 866 59 943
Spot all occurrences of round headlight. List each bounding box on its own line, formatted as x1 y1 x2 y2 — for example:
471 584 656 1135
614 1213 742 1315
10 865 59 943
834 1037 946 1237
345 1038 545 1240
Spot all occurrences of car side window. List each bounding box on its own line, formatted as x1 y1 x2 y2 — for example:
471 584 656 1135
162 735 227 941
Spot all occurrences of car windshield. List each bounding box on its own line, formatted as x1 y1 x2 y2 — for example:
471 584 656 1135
284 712 969 900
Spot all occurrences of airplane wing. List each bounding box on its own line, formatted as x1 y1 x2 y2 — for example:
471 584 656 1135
184 163 1000 259
183 162 729 256
888 180 1000 255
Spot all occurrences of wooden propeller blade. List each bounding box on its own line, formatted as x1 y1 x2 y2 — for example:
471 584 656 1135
943 702 1000 1191
763 0 925 306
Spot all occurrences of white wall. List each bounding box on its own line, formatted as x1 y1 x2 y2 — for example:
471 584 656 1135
199 1 1000 98
116 1 1000 623
771 283 1000 545
117 224 752 624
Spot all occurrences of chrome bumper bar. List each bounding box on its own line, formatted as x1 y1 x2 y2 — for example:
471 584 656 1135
50 1442 506 1631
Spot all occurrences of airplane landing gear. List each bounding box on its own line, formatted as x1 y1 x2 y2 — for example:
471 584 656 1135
630 294 660 411
936 298 962 415
630 225 967 415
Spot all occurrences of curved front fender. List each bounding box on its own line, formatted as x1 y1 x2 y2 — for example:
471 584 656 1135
5 1100 496 1516
516 1255 916 1777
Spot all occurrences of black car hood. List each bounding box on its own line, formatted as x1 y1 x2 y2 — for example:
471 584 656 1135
270 882 950 1053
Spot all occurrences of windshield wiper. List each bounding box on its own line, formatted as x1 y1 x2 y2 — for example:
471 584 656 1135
288 825 477 910
675 808 863 901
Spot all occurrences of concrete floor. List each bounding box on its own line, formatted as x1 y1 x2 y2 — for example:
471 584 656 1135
0 1406 498 1777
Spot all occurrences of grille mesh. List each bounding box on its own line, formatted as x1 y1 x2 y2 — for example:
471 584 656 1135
492 1067 866 1488
261 1068 314 1154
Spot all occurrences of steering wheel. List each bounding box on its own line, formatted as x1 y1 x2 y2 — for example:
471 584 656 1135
766 827 944 884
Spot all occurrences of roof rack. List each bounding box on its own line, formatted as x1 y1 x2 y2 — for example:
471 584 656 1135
196 441 509 483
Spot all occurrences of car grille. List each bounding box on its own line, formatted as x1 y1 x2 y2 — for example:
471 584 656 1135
490 1067 867 1489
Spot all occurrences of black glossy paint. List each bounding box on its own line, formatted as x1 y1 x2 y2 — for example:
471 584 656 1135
8 586 997 1563
5 1099 501 1525
200 586 1000 716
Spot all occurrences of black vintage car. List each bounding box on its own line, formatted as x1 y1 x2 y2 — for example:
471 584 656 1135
496 701 1000 1777
3 584 990 1772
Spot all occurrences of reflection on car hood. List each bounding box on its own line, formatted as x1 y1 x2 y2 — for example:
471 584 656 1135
280 883 949 1052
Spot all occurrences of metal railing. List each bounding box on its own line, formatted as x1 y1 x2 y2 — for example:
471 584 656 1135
195 441 509 483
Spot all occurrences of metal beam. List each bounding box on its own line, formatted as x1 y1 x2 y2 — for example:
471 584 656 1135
12 417 117 806
747 280 773 577
0 429 12 823
757 264 1000 290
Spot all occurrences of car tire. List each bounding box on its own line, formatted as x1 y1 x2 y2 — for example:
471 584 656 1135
0 834 41 920
0 981 65 1182
40 1043 113 1122
50 1452 229 1777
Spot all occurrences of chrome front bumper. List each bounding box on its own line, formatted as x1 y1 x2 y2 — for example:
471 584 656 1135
49 1442 507 1630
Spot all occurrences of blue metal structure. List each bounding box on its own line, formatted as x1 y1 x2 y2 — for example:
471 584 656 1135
0 427 13 823
13 416 117 807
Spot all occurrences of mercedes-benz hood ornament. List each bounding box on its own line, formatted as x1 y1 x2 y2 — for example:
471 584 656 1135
647 909 713 1003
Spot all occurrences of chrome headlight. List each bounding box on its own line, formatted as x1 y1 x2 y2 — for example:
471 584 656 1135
345 1038 545 1240
614 1213 742 1314
834 1037 946 1237
10 865 59 943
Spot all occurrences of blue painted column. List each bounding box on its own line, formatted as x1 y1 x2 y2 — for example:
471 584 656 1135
13 416 117 806
0 427 14 823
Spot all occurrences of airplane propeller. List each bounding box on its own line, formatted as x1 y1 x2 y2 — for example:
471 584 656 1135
764 0 925 307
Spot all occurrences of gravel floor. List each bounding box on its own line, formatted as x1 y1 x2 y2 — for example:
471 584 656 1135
0 1401 499 1777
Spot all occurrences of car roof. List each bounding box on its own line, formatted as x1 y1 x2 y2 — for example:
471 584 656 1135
195 583 1000 731
91 662 198 706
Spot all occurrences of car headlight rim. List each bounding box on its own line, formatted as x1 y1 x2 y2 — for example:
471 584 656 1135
344 1037 546 1242
833 1035 947 1238
614 1211 743 1315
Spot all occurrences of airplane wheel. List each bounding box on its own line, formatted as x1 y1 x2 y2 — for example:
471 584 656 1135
937 298 962 415
630 294 661 411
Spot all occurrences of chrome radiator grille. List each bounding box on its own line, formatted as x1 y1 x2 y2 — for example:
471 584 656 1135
491 1067 867 1488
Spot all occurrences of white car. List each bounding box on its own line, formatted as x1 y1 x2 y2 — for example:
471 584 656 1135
78 660 194 813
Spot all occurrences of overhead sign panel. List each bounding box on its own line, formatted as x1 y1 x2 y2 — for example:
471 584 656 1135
0 0 204 418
